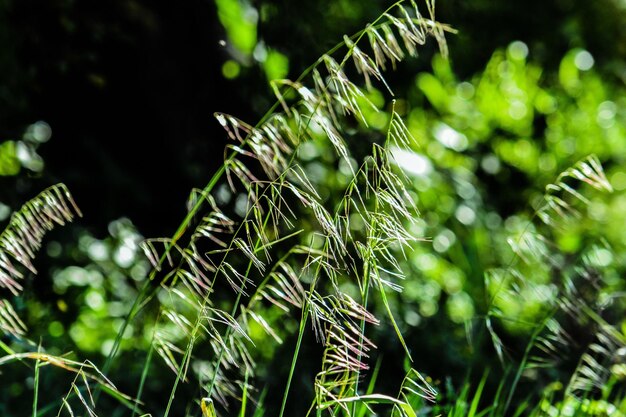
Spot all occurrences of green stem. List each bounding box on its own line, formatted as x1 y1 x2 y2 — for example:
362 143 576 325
164 334 197 417
350 184 379 416
131 333 156 417
93 279 152 405
279 306 310 417
350 266 371 416
32 349 41 417
503 312 553 414
240 369 249 417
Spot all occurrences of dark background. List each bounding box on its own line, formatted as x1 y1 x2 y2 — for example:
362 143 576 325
2 0 626 238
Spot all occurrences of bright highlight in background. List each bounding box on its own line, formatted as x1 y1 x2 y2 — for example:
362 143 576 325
391 147 433 176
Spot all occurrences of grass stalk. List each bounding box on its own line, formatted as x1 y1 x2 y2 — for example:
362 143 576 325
131 332 156 417
278 306 310 417
32 346 42 417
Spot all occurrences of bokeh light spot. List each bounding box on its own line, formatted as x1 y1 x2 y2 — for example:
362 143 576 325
222 60 241 79
508 41 529 61
48 321 64 337
574 50 594 71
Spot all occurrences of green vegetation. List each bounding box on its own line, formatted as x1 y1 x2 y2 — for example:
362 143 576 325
1 1 626 416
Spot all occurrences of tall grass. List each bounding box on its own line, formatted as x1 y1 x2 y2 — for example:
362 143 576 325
0 1 624 416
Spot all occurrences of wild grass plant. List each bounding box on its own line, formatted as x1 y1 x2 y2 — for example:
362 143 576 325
0 1 624 416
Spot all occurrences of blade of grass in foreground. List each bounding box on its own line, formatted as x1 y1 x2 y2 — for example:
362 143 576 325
32 345 42 417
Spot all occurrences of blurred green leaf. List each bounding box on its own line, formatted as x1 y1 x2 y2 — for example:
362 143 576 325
263 49 289 81
215 0 257 55
0 140 20 176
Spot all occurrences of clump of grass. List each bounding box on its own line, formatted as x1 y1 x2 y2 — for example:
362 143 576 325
0 1 453 415
133 1 452 415
0 184 81 337
1 1 624 417
479 154 624 416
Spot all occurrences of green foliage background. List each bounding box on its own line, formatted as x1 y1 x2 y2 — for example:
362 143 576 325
1 0 626 416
